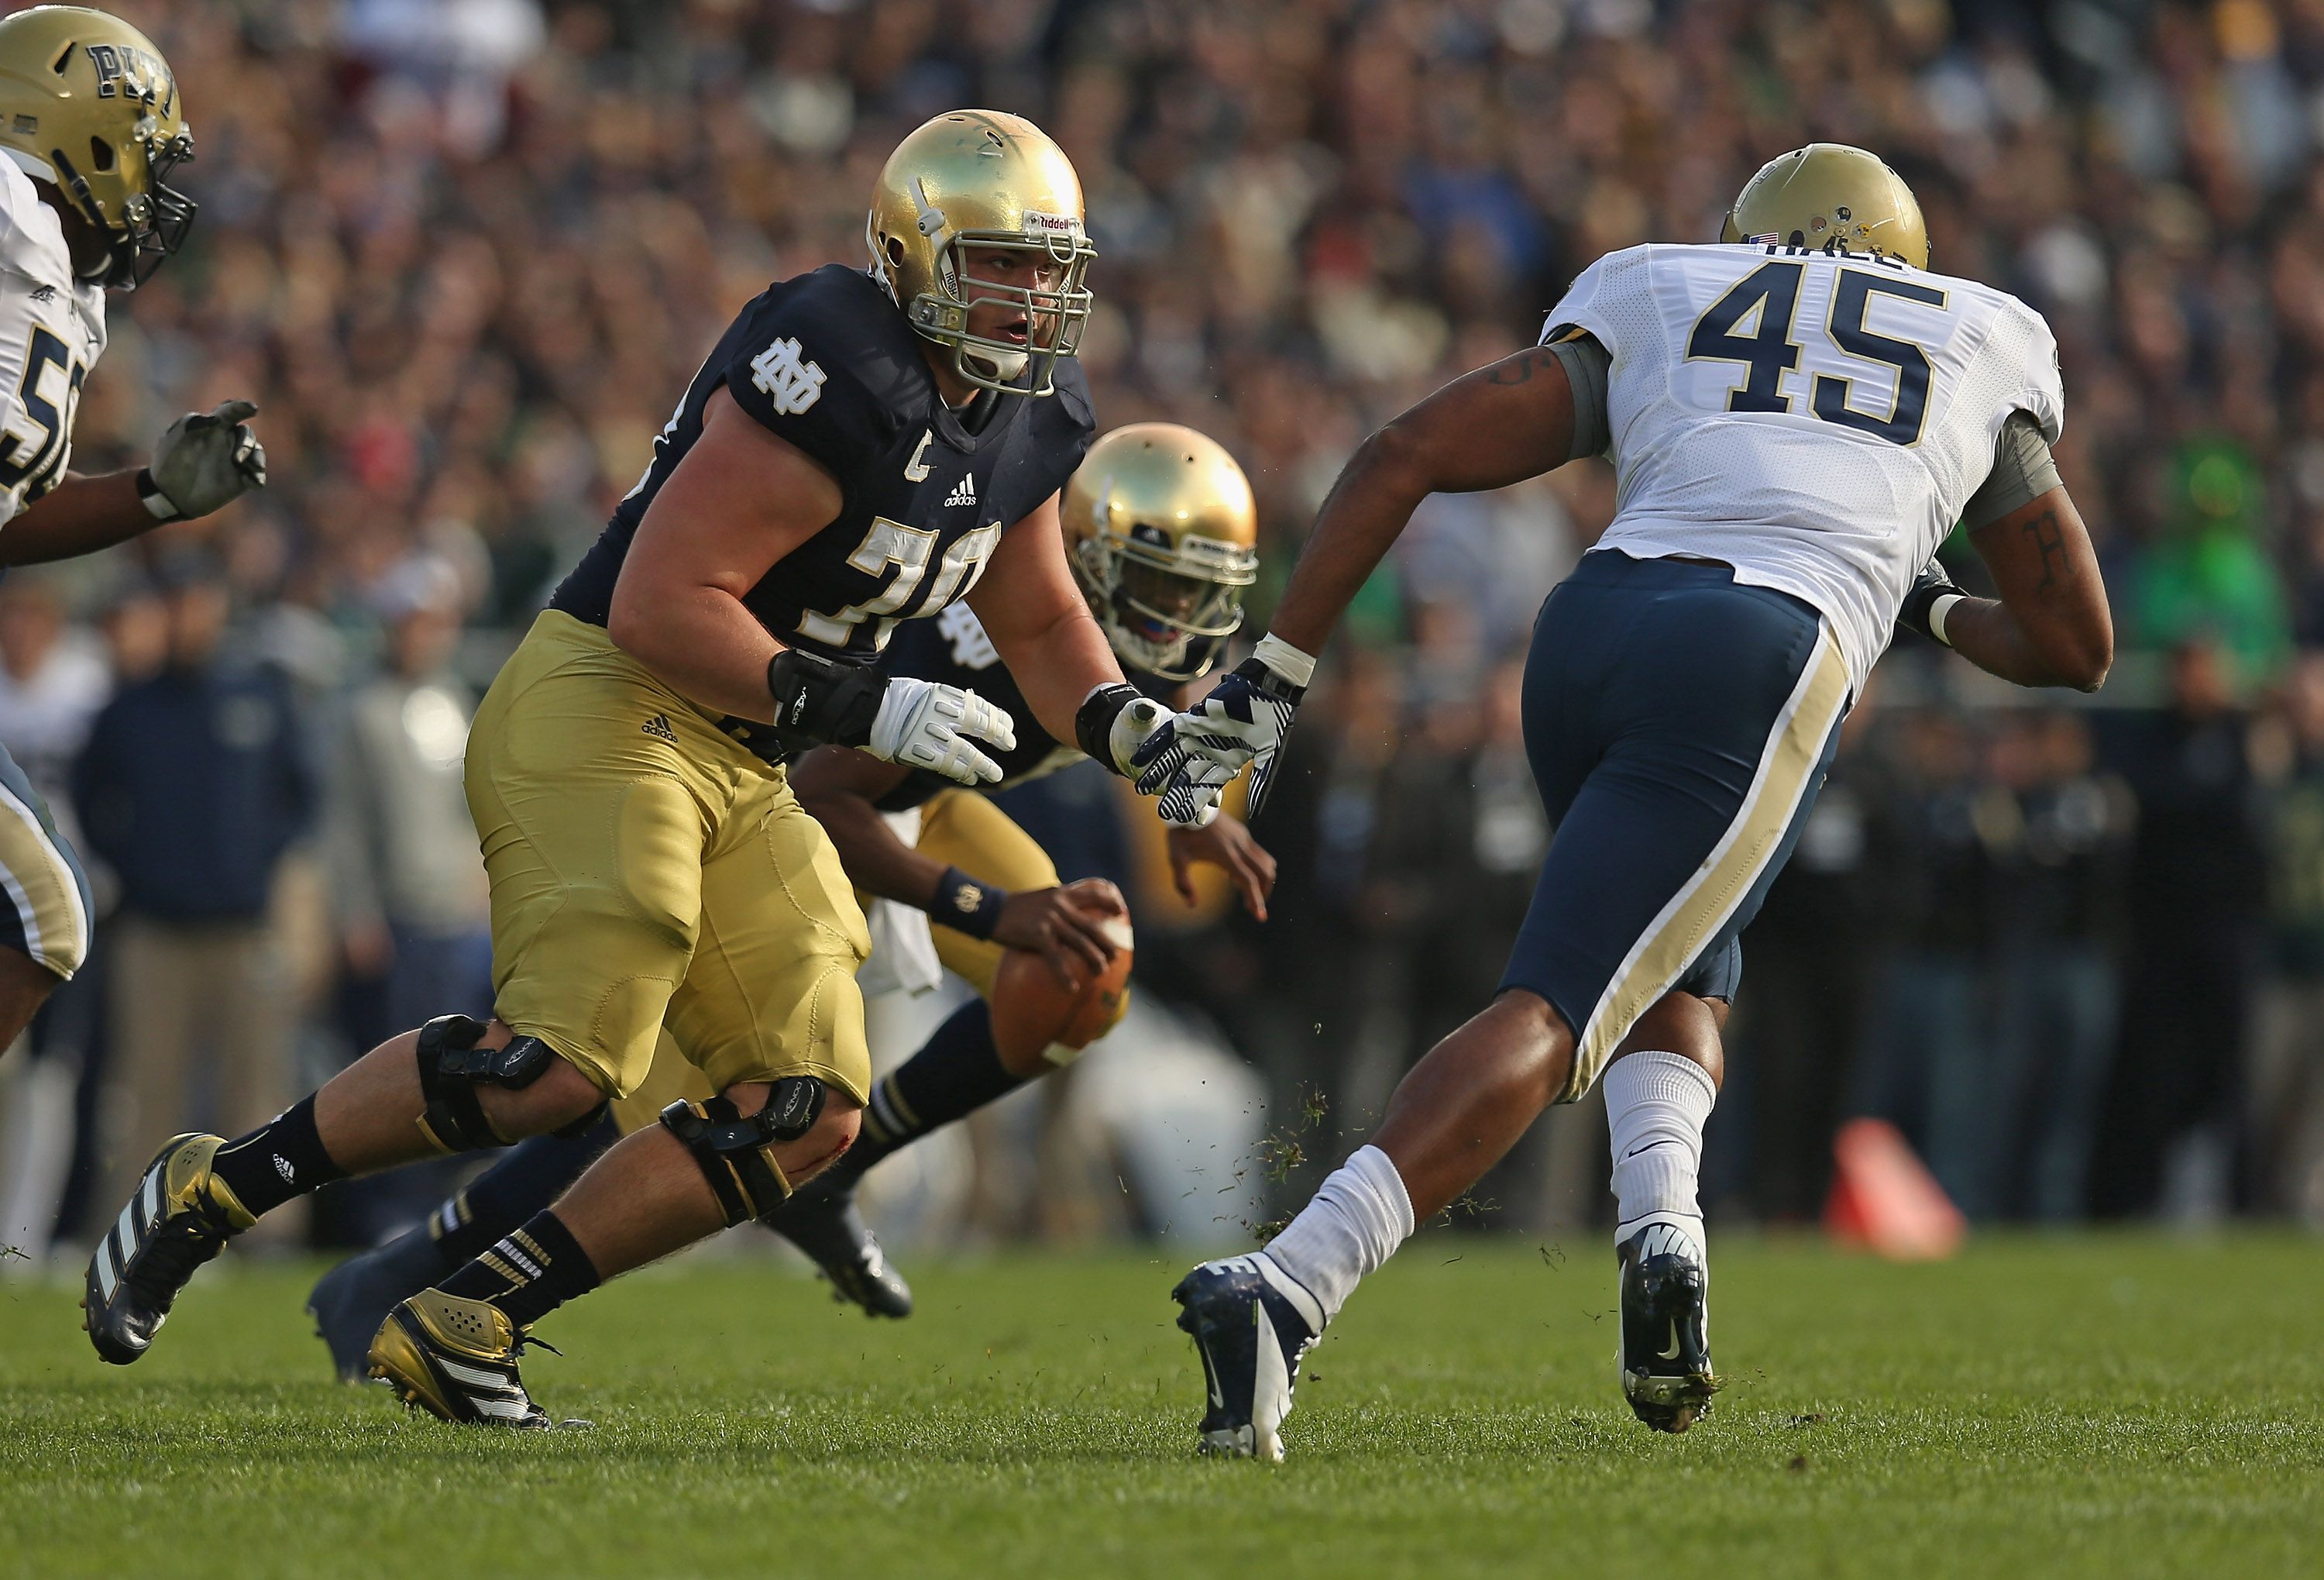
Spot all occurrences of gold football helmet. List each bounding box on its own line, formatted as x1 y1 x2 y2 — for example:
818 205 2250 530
867 109 1095 397
0 6 194 289
1719 143 1928 270
1064 424 1259 682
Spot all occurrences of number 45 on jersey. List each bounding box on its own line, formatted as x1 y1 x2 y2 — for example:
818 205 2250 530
1686 255 1947 446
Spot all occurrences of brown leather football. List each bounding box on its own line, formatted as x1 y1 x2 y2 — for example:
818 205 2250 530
989 883 1134 1065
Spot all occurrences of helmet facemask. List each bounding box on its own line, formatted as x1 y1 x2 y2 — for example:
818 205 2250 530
875 187 1095 396
52 117 195 290
1074 525 1256 683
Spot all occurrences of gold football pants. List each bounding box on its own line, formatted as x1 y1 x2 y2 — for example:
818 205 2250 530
603 783 1127 1133
466 611 871 1107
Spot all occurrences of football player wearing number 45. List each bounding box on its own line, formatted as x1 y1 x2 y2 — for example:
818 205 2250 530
1141 143 2116 1458
0 9 266 1064
82 109 1179 1429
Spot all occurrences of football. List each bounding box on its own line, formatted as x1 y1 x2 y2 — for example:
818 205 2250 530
989 880 1135 1061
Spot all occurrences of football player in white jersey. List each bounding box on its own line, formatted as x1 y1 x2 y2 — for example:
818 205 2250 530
0 8 265 1062
1140 144 2115 1456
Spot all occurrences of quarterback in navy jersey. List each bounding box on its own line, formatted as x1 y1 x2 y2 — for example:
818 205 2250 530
301 426 1277 1361
86 111 1184 1432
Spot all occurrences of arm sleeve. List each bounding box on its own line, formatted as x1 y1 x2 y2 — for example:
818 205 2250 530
1542 333 1611 460
1538 246 1654 460
1961 410 2064 531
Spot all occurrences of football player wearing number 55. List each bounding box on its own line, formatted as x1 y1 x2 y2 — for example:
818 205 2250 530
1143 143 2114 1458
0 9 265 1062
81 109 1177 1429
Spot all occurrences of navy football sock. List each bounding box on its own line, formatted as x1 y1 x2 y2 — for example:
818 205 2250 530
438 1209 600 1328
429 1114 619 1270
824 1000 1025 1192
211 1096 346 1217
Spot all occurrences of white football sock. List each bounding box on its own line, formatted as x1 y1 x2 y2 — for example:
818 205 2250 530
1604 1050 1717 1239
1255 1144 1414 1328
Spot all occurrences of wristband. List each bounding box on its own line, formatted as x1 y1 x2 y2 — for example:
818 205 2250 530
1074 683 1140 776
931 866 1008 940
136 468 181 522
1928 593 1965 648
766 646 886 745
1253 632 1317 689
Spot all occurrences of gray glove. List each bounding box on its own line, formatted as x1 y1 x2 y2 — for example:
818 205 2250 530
145 400 266 520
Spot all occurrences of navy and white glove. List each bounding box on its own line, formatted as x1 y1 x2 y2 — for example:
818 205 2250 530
1897 559 1969 648
1072 683 1216 824
141 400 266 521
1132 634 1314 828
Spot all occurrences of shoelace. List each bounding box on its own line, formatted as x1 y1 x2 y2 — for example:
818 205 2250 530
125 1200 235 1306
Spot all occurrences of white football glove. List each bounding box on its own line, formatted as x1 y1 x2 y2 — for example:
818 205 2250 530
867 676 1016 785
1133 635 1314 828
147 399 266 520
1111 694 1219 827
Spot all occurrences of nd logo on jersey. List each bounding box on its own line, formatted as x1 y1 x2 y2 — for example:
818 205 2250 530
749 337 826 416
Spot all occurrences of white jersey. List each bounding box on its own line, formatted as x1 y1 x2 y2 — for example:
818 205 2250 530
1544 242 2063 693
0 155 108 529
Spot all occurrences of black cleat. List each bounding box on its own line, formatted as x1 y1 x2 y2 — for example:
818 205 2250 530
1171 1254 1324 1462
308 1231 450 1382
761 1179 912 1318
1617 1220 1722 1433
82 1134 255 1365
366 1290 573 1429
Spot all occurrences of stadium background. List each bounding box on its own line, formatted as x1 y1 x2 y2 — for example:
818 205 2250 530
4 0 2322 1270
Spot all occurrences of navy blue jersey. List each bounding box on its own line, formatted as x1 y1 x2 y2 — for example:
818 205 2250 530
871 603 1178 812
551 264 1096 679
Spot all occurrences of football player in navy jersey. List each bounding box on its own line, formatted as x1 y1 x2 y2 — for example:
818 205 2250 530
772 423 1274 1312
300 425 1275 1372
83 111 1183 1429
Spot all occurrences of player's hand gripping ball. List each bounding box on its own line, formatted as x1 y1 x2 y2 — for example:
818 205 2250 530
990 879 1134 1065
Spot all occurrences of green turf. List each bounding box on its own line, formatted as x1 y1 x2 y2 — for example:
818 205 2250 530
1 1233 2318 1578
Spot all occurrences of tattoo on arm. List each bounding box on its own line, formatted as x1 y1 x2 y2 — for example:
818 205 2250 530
1484 348 1558 386
2023 508 2068 590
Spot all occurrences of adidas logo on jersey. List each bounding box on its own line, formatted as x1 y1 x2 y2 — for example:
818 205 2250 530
641 713 677 742
944 474 977 508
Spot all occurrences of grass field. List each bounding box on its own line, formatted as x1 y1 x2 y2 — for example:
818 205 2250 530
1 1232 2318 1578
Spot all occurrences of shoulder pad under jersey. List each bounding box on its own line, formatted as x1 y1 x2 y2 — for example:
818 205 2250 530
720 264 923 487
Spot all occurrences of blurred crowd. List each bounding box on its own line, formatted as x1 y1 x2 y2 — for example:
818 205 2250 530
9 0 2324 1260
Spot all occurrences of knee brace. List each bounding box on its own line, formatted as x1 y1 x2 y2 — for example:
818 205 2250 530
414 1014 605 1154
658 1076 829 1227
